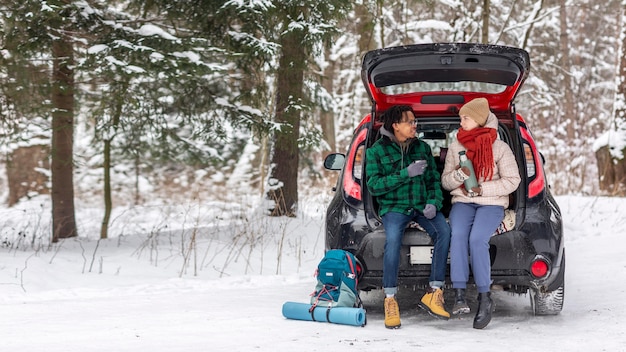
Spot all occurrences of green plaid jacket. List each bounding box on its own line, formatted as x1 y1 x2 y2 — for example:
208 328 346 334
365 134 443 217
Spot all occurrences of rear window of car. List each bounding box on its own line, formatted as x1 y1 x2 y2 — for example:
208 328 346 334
417 126 507 156
380 81 507 95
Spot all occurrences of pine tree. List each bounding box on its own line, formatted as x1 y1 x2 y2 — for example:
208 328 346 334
0 0 110 242
80 2 264 238
264 1 352 216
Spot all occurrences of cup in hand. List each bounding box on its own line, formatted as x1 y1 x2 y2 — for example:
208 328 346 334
407 159 427 177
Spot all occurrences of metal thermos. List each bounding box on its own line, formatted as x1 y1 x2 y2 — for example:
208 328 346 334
459 151 478 189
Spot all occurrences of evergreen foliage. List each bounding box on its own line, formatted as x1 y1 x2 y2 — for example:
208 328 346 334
0 0 625 230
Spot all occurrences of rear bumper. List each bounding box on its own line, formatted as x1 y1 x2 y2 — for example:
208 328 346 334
354 228 564 292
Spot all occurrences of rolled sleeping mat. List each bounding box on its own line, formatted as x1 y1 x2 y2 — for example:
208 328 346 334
282 301 366 327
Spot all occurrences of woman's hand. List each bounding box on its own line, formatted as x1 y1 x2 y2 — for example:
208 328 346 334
454 165 471 182
461 185 482 197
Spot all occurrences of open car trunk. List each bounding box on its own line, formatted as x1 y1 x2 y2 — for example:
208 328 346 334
361 43 530 117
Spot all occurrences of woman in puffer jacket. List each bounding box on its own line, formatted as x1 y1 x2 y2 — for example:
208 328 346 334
441 97 521 330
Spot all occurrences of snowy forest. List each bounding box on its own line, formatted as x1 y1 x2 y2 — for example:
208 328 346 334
1 0 626 245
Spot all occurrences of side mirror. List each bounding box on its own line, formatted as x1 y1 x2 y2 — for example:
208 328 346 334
324 153 346 170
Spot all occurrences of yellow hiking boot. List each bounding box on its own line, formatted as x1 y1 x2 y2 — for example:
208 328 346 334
418 287 450 320
384 296 401 329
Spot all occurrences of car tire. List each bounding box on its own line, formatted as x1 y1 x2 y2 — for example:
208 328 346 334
530 253 565 315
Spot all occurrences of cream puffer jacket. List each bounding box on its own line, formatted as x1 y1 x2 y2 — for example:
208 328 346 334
441 113 521 208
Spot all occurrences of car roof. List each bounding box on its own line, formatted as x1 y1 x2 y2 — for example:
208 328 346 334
361 43 530 116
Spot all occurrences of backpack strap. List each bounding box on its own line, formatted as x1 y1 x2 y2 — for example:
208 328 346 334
345 252 358 288
309 285 336 312
310 291 322 314
309 286 335 323
308 304 334 323
344 252 364 308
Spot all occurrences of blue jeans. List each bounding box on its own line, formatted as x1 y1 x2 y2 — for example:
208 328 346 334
381 210 451 295
449 203 504 293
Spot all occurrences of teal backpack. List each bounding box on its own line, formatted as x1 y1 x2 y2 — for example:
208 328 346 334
310 249 363 309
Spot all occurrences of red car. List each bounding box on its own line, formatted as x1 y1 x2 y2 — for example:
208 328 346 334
324 43 564 315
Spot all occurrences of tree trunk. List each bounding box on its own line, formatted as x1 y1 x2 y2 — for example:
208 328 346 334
596 146 626 195
597 2 626 195
51 38 77 242
559 0 575 140
482 0 490 43
355 3 376 53
377 0 385 48
320 46 336 153
101 82 126 239
6 144 50 206
521 0 543 49
101 138 112 239
268 30 305 216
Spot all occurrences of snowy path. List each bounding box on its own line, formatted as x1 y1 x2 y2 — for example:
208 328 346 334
1 195 625 351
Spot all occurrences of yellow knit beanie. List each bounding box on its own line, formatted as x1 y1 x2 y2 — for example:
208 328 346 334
459 98 490 126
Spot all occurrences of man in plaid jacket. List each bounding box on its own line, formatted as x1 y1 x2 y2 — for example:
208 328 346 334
365 105 451 329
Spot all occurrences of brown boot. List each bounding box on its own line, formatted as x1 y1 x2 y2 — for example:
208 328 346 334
384 296 401 329
418 287 450 320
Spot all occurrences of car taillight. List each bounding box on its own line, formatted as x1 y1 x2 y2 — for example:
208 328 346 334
519 126 546 198
342 128 368 202
530 257 550 278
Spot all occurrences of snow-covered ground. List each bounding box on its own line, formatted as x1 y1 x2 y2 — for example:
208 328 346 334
0 194 624 351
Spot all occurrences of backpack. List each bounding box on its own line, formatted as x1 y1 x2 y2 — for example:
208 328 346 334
310 249 362 309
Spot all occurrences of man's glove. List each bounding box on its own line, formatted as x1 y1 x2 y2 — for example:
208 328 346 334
407 160 427 177
423 204 436 219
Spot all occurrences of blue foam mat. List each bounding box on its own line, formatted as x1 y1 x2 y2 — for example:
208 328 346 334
282 301 366 326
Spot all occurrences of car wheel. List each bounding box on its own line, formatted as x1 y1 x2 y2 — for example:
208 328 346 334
530 285 564 315
530 254 565 315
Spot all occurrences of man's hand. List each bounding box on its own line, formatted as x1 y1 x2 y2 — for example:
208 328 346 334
423 204 436 219
407 160 427 177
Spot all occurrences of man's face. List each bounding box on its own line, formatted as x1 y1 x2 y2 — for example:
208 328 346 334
393 110 417 142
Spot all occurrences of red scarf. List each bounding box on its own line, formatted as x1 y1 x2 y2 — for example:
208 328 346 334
457 127 497 181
